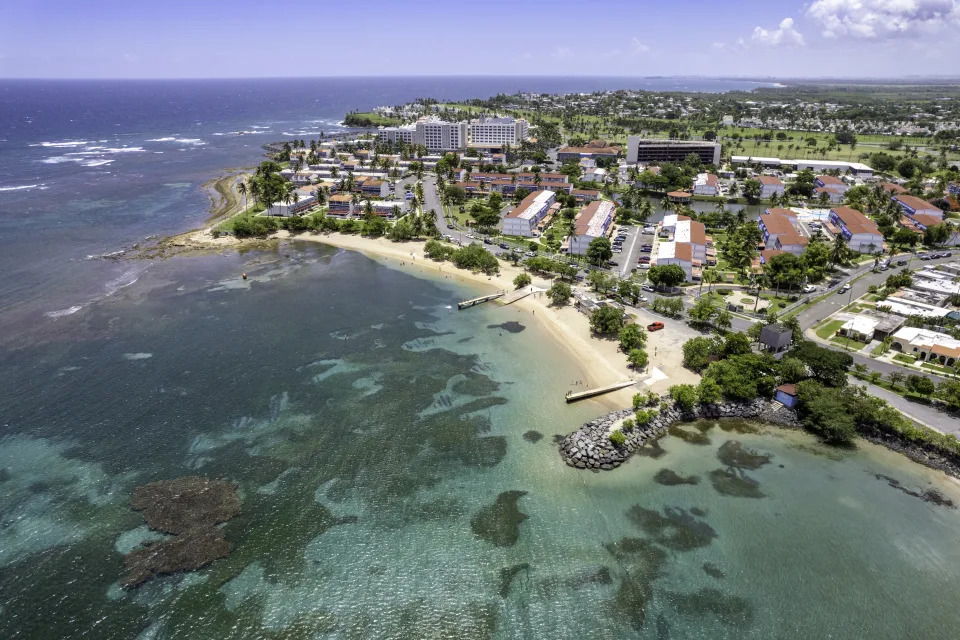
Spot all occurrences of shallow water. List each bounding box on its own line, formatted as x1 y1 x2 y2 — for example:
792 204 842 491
2 244 960 639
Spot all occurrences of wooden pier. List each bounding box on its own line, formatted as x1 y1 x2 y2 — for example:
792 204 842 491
565 380 638 403
501 287 541 305
457 292 504 310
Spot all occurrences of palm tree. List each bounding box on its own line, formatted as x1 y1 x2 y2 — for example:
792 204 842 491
830 235 848 266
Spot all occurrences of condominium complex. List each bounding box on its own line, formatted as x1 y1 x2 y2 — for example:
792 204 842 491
501 190 556 237
468 117 529 146
569 200 615 255
626 137 721 165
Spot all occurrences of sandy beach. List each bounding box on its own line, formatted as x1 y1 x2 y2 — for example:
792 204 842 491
175 228 699 410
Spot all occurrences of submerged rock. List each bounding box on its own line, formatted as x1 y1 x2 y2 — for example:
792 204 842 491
523 430 544 444
471 490 529 547
717 441 772 470
122 476 241 588
487 321 525 334
709 468 766 499
875 473 955 508
654 468 699 486
130 476 241 534
625 506 717 551
498 562 532 598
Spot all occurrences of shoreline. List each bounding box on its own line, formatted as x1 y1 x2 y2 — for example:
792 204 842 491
159 227 649 410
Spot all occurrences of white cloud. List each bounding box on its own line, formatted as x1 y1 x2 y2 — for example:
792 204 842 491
808 0 960 39
750 17 806 46
630 38 651 54
551 46 574 60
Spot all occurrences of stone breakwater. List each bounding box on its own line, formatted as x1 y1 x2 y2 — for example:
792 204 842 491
559 398 801 471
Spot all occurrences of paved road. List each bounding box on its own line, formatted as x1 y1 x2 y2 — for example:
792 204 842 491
851 378 958 435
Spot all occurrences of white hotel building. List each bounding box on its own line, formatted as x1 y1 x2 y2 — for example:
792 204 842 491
501 190 556 237
378 117 467 152
468 117 529 147
569 200 615 255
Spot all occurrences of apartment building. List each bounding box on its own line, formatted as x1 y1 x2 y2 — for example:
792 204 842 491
377 117 467 152
828 206 883 253
655 242 698 281
626 137 721 165
757 176 785 199
757 209 808 255
892 194 944 220
813 175 849 204
569 201 615 255
501 190 556 237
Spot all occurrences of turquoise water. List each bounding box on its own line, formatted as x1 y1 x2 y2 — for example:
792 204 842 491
2 243 960 639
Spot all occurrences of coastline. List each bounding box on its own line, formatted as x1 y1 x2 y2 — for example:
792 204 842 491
166 227 650 410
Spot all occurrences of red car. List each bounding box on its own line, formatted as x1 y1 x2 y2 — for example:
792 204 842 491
647 322 664 332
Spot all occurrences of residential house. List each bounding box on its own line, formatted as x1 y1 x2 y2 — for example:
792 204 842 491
813 175 849 204
774 384 799 408
757 209 808 255
890 327 960 367
572 189 601 203
892 194 944 220
655 241 699 281
693 173 720 196
760 324 793 355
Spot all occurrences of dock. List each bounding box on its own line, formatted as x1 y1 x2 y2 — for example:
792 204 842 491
457 292 504 310
501 286 544 306
565 380 638 403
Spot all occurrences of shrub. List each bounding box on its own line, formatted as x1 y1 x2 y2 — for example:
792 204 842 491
609 430 627 447
628 348 649 370
632 393 645 410
590 306 625 334
717 288 732 296
621 418 635 432
670 384 698 411
514 273 532 289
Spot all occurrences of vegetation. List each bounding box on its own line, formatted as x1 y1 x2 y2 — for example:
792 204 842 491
628 349 649 370
589 306 625 334
669 384 698 412
609 430 627 447
423 239 499 274
547 281 572 306
619 323 648 353
513 273 532 289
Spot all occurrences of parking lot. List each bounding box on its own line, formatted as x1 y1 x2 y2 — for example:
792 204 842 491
610 223 658 278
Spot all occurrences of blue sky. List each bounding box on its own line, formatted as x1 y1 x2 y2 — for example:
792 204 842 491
1 0 958 78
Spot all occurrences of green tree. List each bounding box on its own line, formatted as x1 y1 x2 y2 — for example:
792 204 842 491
743 179 762 204
619 323 648 352
795 380 858 445
513 273 532 289
723 332 753 356
586 237 613 266
590 306 625 334
647 264 686 288
628 349 649 370
906 374 935 397
688 296 718 326
670 384 699 411
683 336 721 371
789 341 853 387
697 377 723 404
548 281 572 306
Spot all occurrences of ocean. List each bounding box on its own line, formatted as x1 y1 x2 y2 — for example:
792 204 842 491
2 77 960 639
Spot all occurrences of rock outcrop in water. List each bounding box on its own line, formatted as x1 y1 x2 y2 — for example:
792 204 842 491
558 397 800 471
121 476 241 588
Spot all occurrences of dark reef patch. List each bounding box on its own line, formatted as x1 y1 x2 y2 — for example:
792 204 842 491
0 467 11 482
717 440 772 470
523 430 544 443
487 321 526 334
666 587 754 627
690 507 707 517
875 474 955 508
703 563 726 579
709 468 765 499
625 506 717 551
540 566 612 596
457 336 475 343
638 440 668 459
718 420 763 434
452 372 500 397
471 490 529 547
552 434 567 445
122 476 241 588
498 563 532 598
654 468 700 486
668 425 711 445
603 537 668 630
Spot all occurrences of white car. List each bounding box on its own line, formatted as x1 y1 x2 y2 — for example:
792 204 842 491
802 284 817 293
839 283 852 293
639 263 651 270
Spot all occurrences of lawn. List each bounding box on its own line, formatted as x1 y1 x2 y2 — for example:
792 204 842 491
816 320 845 340
831 335 867 351
870 343 888 357
922 362 957 375
216 202 268 232
893 354 918 365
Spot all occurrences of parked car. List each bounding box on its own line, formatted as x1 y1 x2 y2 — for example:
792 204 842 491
647 322 665 332
896 259 908 266
802 284 817 293
499 242 509 249
642 284 655 292
525 251 535 257
919 253 931 260
405 192 413 200
639 263 651 270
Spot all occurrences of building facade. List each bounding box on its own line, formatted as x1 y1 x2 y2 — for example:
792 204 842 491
501 190 556 237
569 200 615 255
467 117 529 146
626 137 721 165
828 206 883 253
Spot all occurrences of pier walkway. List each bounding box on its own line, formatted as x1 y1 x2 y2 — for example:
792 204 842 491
565 380 638 403
501 286 545 306
457 293 504 310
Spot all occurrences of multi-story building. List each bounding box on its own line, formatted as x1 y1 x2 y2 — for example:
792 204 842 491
267 188 318 217
501 190 556 237
626 137 721 165
813 175 849 204
467 117 529 147
379 117 467 151
757 176 785 199
377 124 416 145
569 201 615 255
557 140 621 163
828 206 883 253
892 194 944 220
655 242 698 281
757 209 808 255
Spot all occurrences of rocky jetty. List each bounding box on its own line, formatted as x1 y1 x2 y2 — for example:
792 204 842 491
559 397 801 471
121 476 241 588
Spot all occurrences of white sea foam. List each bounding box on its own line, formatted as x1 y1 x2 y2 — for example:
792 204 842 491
0 183 43 192
82 159 114 167
147 137 205 145
31 140 91 148
45 305 83 318
123 352 153 360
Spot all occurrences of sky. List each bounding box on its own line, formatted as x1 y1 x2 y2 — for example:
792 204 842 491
1 0 959 79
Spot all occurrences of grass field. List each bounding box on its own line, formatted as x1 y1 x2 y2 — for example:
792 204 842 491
893 354 918 365
816 319 844 339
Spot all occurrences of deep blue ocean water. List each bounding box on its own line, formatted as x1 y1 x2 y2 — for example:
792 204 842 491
3 77 960 639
